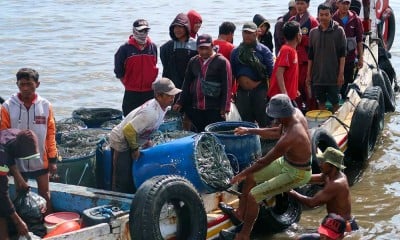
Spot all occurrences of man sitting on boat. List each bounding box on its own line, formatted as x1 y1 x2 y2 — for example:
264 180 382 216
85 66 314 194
109 78 181 193
219 94 312 240
289 147 359 236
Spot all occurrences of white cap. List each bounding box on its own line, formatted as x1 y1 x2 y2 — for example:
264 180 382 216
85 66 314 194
288 0 296 8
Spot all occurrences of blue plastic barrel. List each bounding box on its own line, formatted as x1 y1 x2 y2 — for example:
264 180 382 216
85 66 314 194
205 121 262 171
95 139 113 190
133 133 233 194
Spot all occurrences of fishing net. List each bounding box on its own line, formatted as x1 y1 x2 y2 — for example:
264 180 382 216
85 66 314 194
56 118 87 132
195 133 234 191
57 129 110 160
72 107 123 128
100 119 122 130
158 110 183 132
150 130 195 146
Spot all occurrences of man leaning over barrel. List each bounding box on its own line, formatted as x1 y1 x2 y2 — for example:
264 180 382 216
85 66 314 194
219 94 312 240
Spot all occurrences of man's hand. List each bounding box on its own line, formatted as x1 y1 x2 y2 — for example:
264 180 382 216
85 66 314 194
234 127 249 136
49 163 57 175
131 149 140 160
357 57 364 69
230 172 247 185
337 73 344 86
173 104 182 112
11 213 29 237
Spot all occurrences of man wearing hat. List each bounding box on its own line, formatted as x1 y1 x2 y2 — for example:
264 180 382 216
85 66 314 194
297 213 347 239
289 147 359 233
114 19 158 117
0 129 40 239
219 94 311 239
274 0 298 55
333 0 364 99
230 22 273 128
110 78 181 193
174 34 232 132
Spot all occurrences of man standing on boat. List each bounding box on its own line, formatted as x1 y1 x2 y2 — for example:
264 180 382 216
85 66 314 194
274 0 297 56
332 0 364 99
230 22 273 128
307 3 346 113
220 94 312 240
114 19 158 117
173 34 232 132
289 147 359 236
290 0 319 112
109 78 181 193
1 68 58 215
267 21 302 102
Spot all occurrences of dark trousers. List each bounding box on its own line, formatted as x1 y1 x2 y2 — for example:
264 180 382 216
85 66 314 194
235 84 269 127
341 61 356 99
122 90 154 117
113 149 135 194
185 108 224 132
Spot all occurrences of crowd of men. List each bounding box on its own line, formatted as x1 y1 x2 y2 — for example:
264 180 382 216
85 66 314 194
1 0 368 239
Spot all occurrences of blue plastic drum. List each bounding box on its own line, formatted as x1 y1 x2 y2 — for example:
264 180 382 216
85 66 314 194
133 133 234 194
205 121 262 171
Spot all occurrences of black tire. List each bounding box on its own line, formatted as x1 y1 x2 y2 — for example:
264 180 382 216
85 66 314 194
129 175 207 240
377 6 395 51
311 128 339 174
381 70 396 112
372 69 396 112
362 86 385 131
347 98 381 162
254 193 302 233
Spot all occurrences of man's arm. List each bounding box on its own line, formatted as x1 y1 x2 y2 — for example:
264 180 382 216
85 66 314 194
234 125 281 139
276 66 287 95
288 181 338 208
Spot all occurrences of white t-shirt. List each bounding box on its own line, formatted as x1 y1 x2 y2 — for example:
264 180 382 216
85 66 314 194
110 98 166 152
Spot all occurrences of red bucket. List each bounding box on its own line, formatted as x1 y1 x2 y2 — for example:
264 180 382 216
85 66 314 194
44 212 80 234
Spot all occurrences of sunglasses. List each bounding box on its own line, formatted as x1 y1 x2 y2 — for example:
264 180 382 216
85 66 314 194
137 28 149 33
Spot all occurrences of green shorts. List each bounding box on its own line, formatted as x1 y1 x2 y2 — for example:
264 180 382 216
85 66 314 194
250 156 311 203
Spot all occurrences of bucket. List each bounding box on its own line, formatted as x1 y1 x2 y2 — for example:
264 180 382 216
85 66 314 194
95 139 113 190
305 110 332 129
133 133 234 193
205 121 262 171
44 212 80 233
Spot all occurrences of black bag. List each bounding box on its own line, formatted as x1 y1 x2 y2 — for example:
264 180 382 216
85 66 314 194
201 78 221 97
13 190 47 237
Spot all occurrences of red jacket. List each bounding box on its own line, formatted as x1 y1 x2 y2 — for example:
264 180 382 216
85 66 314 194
114 36 158 92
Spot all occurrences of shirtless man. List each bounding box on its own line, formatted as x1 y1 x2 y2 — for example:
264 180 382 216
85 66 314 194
289 147 359 236
219 94 312 240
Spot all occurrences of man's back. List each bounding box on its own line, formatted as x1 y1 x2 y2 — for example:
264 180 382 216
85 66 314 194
326 172 352 219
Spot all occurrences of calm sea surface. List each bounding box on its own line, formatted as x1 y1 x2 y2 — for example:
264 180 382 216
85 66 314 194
1 0 400 239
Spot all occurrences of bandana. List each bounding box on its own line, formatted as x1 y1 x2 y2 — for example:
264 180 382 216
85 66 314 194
132 28 149 45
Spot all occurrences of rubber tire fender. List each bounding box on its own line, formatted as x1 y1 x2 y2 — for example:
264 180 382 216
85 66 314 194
311 128 339 174
129 175 207 240
347 98 381 162
254 193 302 233
372 69 395 112
362 86 385 131
377 6 396 51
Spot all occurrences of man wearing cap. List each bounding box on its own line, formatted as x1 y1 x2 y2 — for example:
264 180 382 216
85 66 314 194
114 18 158 117
110 78 181 193
174 34 232 132
230 22 273 128
0 129 40 239
219 94 311 239
297 213 347 239
333 0 364 99
289 147 359 233
274 0 297 55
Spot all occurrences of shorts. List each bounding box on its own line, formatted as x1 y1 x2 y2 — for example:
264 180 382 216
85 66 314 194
250 157 311 203
314 85 340 105
21 168 48 179
346 217 359 232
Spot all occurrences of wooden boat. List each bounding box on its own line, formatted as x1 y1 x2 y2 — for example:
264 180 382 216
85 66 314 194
7 1 397 239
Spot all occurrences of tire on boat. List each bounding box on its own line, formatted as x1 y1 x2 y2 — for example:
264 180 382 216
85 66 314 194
372 69 396 112
254 193 302 233
129 175 207 240
362 86 385 131
311 128 339 174
347 98 381 162
377 6 396 51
